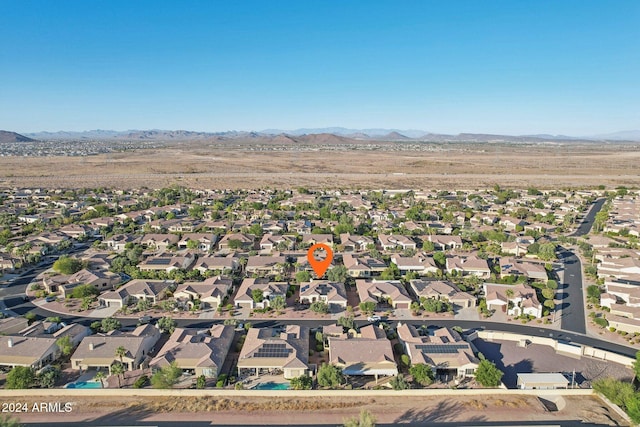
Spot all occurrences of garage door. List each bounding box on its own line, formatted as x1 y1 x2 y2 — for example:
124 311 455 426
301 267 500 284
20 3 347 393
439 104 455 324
395 303 410 309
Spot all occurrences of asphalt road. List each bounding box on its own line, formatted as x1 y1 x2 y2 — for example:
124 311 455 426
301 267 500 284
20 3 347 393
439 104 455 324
556 198 606 334
571 198 606 237
3 198 633 359
558 247 586 334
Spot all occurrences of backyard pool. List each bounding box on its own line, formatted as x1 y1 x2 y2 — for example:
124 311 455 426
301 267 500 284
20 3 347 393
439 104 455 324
252 381 290 390
65 381 102 389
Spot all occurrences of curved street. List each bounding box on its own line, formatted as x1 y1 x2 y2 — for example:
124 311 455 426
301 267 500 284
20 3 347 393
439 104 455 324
1 198 633 361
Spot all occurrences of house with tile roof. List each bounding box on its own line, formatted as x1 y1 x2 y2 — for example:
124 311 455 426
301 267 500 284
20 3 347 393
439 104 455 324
234 278 289 309
355 279 413 310
237 325 310 379
299 280 348 309
397 323 478 379
98 279 174 308
150 325 234 378
0 336 60 369
408 279 476 309
173 276 233 309
483 282 543 318
328 324 397 379
71 324 160 373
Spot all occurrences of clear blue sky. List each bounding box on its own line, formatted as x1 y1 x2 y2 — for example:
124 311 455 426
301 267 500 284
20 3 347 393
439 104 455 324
1 0 638 135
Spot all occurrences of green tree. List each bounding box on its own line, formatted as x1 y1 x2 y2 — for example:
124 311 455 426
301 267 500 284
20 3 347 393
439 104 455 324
327 265 349 282
380 263 400 280
56 335 74 356
38 366 60 388
157 316 177 334
24 311 37 325
52 255 84 274
196 374 206 389
110 362 125 388
422 241 435 252
587 285 602 303
6 366 35 389
188 205 205 219
593 378 634 408
310 301 329 314
151 361 182 389
296 270 312 283
624 393 640 424
251 289 264 304
317 363 343 388
359 301 376 315
390 374 410 390
270 295 286 311
337 314 355 330
186 239 199 250
69 284 99 299
0 415 21 427
227 239 243 250
409 363 435 386
343 409 377 427
541 288 555 300
537 243 557 261
475 359 503 387
632 351 640 381
433 251 446 268
101 317 122 332
94 371 106 388
248 223 263 237
290 375 313 390
115 345 128 366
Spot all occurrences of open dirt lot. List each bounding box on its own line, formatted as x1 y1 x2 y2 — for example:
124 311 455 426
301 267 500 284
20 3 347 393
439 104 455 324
1 141 639 189
9 393 629 425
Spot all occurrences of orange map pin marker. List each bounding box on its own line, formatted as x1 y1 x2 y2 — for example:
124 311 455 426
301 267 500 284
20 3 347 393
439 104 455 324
307 243 333 278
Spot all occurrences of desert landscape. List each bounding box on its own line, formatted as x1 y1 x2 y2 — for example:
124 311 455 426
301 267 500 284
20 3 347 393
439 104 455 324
9 393 628 426
1 139 640 190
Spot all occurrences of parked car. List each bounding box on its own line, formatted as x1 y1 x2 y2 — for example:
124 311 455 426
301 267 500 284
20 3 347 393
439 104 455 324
367 315 381 323
45 296 56 302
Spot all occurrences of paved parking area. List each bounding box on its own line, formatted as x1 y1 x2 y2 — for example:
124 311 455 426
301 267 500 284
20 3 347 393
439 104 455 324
473 338 633 388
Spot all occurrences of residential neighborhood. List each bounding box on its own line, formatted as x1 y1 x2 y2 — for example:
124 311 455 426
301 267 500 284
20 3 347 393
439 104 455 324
0 185 637 394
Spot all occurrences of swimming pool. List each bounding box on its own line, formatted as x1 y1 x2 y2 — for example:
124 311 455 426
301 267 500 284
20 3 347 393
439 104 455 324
65 381 102 389
252 381 290 390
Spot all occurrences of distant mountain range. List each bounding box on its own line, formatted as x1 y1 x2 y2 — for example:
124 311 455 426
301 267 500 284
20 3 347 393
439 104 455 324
0 130 35 143
10 128 640 143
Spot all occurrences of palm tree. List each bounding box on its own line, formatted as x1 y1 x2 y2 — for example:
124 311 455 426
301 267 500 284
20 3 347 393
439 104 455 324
110 362 125 388
94 371 106 388
115 345 127 369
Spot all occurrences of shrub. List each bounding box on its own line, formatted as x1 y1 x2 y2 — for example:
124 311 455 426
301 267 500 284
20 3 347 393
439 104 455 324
475 359 503 387
316 363 343 388
400 354 410 368
593 378 634 408
133 375 149 388
196 375 206 389
290 375 313 390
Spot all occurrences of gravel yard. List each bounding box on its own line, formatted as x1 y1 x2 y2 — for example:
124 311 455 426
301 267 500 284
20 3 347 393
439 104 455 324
473 338 634 389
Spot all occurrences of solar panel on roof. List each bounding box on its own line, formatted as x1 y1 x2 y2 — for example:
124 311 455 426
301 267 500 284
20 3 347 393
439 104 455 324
415 344 468 354
146 258 171 265
254 343 293 358
316 283 330 295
